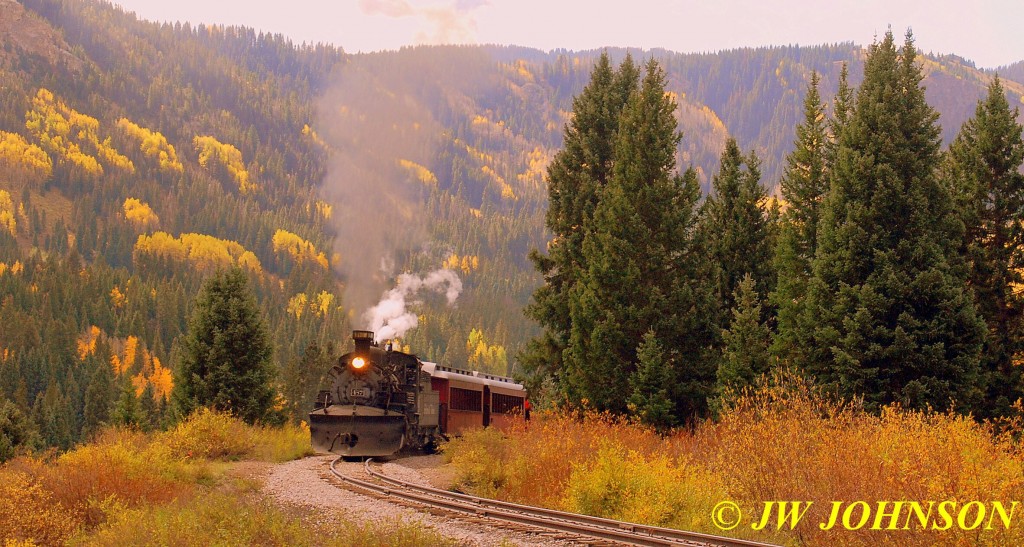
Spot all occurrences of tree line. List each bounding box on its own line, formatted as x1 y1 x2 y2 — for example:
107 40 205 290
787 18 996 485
524 31 1024 427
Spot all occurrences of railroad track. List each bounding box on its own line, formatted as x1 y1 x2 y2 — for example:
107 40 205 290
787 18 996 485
327 457 779 547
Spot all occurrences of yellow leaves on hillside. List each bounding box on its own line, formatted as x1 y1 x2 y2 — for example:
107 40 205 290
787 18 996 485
0 261 24 277
481 165 516 200
76 325 103 361
0 130 52 182
79 327 172 401
193 135 254 194
110 285 126 308
443 253 479 275
398 159 438 186
25 88 134 176
466 328 508 375
472 114 506 135
0 347 12 364
286 290 337 320
301 124 327 149
272 229 328 270
123 198 159 228
517 146 551 188
134 231 263 274
0 190 16 236
116 118 184 173
110 335 137 375
131 349 173 402
307 199 332 220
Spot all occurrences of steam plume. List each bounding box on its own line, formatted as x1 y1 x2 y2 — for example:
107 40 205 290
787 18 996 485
364 269 463 340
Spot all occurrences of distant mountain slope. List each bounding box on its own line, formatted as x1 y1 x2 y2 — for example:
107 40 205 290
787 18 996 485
0 0 1020 450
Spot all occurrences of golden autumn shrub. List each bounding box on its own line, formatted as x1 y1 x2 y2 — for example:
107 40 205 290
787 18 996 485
0 466 79 545
158 408 256 460
444 373 1024 547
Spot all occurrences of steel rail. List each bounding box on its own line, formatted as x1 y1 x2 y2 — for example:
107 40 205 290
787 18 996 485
328 457 778 547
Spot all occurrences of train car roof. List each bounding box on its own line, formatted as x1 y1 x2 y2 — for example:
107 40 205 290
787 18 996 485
421 361 525 391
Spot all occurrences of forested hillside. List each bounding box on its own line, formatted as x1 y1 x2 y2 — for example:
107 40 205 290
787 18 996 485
0 0 1020 450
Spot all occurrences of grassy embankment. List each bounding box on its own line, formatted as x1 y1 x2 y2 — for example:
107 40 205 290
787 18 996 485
444 371 1024 547
1 409 457 547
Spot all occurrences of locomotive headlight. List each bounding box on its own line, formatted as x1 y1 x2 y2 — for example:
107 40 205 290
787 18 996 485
351 357 366 370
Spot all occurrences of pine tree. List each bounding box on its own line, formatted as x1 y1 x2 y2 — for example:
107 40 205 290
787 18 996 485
801 31 984 411
82 359 114 436
945 76 1024 417
700 138 776 322
522 53 638 391
172 267 277 424
772 72 829 362
718 274 772 398
281 341 331 423
627 330 674 430
0 397 39 463
565 59 717 419
112 379 145 428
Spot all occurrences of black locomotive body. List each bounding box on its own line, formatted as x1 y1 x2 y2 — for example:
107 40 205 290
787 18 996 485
309 330 525 457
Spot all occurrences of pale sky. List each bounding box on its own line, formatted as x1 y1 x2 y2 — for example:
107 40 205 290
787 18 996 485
111 0 1022 69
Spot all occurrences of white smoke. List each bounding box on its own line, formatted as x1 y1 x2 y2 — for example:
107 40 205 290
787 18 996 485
363 268 463 341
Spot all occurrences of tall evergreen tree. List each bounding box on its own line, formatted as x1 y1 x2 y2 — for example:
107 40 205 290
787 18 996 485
565 59 717 420
0 397 40 463
700 138 776 322
82 358 114 436
522 53 639 392
718 274 772 399
627 330 674 431
772 72 829 362
945 76 1024 417
172 267 277 424
801 31 984 411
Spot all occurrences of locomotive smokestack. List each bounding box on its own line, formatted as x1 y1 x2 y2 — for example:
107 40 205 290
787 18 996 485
353 330 375 352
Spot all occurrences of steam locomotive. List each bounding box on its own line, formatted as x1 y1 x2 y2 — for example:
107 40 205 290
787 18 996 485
309 330 526 457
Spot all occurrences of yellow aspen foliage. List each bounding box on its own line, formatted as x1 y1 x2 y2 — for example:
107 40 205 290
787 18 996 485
469 208 482 218
0 130 52 181
116 118 183 172
96 137 135 173
443 253 479 275
1 347 12 363
466 328 508 374
0 263 6 276
301 123 327 149
134 231 263 273
314 291 335 317
25 88 131 176
76 325 102 361
398 158 438 186
193 135 255 194
110 286 126 308
149 355 173 402
309 199 333 220
287 293 308 320
271 229 328 270
517 146 551 188
122 198 159 228
123 336 138 371
0 190 16 235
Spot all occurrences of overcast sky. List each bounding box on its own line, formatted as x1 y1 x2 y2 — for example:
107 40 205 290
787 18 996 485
111 0 1022 69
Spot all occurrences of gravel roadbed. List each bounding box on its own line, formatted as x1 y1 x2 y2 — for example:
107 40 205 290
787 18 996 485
261 455 573 546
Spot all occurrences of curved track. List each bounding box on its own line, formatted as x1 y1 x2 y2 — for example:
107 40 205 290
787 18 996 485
328 457 779 547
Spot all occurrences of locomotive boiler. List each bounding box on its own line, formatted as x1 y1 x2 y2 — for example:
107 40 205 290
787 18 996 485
309 330 526 457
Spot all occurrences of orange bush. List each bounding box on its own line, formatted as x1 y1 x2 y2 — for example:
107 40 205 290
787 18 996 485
0 466 79 545
445 372 1024 546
